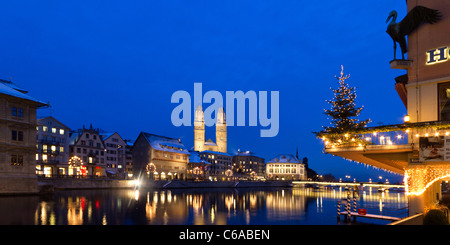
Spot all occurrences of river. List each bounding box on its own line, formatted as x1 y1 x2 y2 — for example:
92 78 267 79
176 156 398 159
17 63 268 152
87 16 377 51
0 186 407 225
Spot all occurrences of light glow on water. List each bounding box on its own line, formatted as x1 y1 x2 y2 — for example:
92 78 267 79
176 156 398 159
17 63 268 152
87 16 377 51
0 187 407 225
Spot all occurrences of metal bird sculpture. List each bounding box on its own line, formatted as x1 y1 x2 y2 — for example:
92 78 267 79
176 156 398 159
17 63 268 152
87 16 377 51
386 5 441 60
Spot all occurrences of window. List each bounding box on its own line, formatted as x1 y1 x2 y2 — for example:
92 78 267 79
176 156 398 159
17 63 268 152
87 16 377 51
86 134 89 139
52 128 57 134
43 126 48 132
11 155 24 166
439 82 450 121
51 145 56 152
42 154 47 162
11 107 23 118
11 130 16 141
59 129 64 135
89 157 93 164
11 130 24 141
43 145 48 153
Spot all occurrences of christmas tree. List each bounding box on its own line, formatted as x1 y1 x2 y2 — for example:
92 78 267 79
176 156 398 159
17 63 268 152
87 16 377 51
322 66 370 135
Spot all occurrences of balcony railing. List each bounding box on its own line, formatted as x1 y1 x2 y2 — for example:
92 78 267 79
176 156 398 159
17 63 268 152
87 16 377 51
317 120 450 149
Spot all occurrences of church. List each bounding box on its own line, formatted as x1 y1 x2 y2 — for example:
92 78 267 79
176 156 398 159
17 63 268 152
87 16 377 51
194 105 227 153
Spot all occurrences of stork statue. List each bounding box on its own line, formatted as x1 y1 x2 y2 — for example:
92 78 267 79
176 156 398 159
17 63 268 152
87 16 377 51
386 5 441 60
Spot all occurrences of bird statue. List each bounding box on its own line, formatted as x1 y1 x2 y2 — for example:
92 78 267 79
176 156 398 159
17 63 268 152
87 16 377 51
386 5 441 60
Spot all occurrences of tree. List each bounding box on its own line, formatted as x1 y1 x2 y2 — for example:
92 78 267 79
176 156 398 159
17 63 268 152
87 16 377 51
322 66 370 134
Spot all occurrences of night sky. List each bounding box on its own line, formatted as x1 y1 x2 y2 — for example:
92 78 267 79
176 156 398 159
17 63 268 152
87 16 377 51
0 0 409 183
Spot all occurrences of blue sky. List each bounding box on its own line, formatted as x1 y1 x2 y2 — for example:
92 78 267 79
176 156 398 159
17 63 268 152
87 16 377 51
0 0 409 183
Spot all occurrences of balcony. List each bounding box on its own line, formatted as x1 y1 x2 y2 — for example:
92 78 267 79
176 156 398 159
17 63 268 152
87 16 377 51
317 121 450 174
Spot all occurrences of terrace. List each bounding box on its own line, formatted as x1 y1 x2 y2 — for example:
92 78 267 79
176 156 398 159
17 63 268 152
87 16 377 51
316 120 450 175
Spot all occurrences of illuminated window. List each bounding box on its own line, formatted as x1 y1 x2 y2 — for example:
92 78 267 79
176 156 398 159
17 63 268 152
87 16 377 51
52 128 56 133
51 145 56 152
60 146 64 153
89 157 93 163
43 126 48 132
59 129 64 135
43 145 48 153
42 154 48 162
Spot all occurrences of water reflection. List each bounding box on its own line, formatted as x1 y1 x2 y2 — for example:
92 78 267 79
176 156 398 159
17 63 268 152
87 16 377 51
0 186 408 225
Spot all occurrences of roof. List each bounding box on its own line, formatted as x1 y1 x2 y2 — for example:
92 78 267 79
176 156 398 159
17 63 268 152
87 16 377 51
140 132 189 154
267 154 301 164
235 150 257 156
0 80 47 106
37 116 70 130
204 139 217 146
188 150 212 164
200 150 232 156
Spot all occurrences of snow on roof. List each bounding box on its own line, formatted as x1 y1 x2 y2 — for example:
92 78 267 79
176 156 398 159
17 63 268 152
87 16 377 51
235 150 257 156
200 150 232 156
204 139 217 146
0 81 46 106
141 132 190 154
267 154 301 164
188 150 212 164
100 132 115 140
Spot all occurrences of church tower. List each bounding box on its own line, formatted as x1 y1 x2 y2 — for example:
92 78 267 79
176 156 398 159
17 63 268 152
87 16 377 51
216 107 227 153
194 105 205 152
194 105 227 153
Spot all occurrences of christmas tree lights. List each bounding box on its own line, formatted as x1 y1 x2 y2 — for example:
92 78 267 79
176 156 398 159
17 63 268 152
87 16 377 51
322 65 371 135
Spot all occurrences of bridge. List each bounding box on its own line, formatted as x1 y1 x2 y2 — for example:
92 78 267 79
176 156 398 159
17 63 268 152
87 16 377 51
292 180 405 190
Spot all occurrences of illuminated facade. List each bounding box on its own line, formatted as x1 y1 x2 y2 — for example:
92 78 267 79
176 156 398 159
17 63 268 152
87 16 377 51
194 105 227 153
232 150 265 178
198 150 232 181
36 116 70 177
69 125 107 177
318 0 450 215
0 79 47 194
132 132 189 180
187 150 211 181
266 154 306 181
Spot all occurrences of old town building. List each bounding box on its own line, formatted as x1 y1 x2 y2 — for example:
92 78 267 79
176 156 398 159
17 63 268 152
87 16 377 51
0 79 47 194
36 116 70 177
132 132 189 180
101 132 127 179
232 150 265 179
266 154 306 181
69 125 106 177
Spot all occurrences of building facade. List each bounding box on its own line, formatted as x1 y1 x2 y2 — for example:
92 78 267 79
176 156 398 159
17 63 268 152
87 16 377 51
199 150 233 181
101 132 127 179
36 116 70 177
124 139 134 179
266 154 306 181
132 132 189 181
232 150 265 179
69 125 106 177
187 150 211 181
0 79 47 194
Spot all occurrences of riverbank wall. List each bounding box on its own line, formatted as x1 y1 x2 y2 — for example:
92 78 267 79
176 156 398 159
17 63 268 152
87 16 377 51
35 178 292 192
